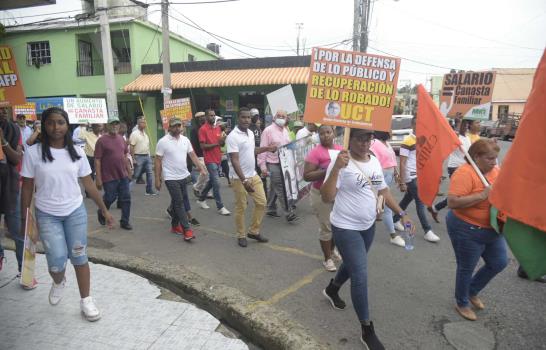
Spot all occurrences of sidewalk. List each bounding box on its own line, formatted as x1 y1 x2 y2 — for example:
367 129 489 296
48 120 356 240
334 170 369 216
0 251 249 350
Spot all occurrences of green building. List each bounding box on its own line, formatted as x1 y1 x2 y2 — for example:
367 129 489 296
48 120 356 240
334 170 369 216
3 16 219 147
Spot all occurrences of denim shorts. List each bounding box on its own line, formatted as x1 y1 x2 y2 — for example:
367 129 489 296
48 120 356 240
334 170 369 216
35 202 88 272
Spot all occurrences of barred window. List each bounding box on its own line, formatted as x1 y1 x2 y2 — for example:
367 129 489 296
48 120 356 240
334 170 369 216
188 54 195 62
27 41 51 65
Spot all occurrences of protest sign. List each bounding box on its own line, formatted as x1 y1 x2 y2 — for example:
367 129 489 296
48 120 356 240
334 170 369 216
304 47 400 132
440 71 496 120
20 208 38 289
266 85 299 116
27 96 66 114
0 46 26 107
63 98 108 124
160 97 192 130
13 102 37 121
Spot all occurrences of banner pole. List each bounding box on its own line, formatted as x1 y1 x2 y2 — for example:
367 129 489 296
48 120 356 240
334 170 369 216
461 146 489 187
343 127 351 149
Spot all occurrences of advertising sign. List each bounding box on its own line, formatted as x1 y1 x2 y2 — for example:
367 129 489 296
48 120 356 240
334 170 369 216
13 102 37 121
304 47 401 132
160 97 192 130
27 96 68 114
0 45 26 107
63 98 108 124
440 71 496 120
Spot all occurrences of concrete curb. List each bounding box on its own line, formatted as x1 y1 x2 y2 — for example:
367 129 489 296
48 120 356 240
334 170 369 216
2 239 328 350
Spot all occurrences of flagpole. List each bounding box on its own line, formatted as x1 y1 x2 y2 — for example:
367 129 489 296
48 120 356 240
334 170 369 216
461 146 490 187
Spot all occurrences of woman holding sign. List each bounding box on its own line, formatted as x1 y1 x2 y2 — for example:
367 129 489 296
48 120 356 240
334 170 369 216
20 107 114 322
320 128 415 350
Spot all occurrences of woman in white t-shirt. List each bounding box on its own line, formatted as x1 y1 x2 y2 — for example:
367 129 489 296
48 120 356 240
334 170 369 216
20 107 114 322
320 128 415 350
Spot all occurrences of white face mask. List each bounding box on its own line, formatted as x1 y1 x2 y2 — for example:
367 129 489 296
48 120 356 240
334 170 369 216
274 118 286 127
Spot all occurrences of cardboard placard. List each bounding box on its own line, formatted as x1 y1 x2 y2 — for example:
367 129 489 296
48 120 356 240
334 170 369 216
440 71 496 120
20 208 38 288
266 85 299 116
160 97 193 130
63 98 108 124
0 46 26 107
303 47 400 132
13 102 37 121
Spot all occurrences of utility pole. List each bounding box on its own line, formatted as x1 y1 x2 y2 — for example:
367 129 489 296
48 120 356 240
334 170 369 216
161 0 171 103
296 23 303 56
97 0 119 119
360 0 370 53
352 0 360 51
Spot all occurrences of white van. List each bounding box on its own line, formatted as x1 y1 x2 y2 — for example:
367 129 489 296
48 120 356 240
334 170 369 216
390 115 414 152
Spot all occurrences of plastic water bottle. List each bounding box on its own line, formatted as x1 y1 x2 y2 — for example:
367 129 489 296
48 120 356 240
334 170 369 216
403 223 415 251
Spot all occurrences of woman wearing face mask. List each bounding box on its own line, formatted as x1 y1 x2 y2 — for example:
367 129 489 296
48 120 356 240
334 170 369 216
20 107 114 321
303 125 343 271
446 139 507 321
320 128 415 350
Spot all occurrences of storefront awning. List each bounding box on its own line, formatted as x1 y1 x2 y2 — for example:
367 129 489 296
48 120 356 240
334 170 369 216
123 67 310 92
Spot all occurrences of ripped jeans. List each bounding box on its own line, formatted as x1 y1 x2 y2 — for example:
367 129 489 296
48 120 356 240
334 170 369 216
35 202 88 273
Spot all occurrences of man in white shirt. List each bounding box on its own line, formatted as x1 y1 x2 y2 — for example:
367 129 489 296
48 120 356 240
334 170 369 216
15 114 33 149
129 117 157 195
155 117 206 241
295 122 317 141
227 107 277 248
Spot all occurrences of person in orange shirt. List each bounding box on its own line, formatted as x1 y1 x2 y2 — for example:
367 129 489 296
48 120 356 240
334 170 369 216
446 139 507 321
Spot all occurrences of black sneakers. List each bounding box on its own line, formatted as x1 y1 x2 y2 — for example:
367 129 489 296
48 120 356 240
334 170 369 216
361 322 385 350
247 233 268 243
322 279 346 310
286 213 300 223
97 210 106 226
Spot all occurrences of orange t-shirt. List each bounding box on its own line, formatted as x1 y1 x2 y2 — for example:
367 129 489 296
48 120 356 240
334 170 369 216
449 163 499 228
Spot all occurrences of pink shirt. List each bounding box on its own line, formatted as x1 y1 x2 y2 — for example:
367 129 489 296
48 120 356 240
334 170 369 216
370 140 397 169
257 124 291 170
305 143 343 189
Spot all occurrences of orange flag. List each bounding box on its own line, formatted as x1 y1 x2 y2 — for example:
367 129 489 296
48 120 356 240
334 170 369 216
490 49 546 232
416 84 461 207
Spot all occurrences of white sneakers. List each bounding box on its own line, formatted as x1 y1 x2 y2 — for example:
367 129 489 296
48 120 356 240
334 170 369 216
80 296 101 322
331 249 342 263
390 235 406 247
218 207 231 216
196 200 210 209
394 221 405 231
323 259 337 272
49 277 66 305
424 230 441 242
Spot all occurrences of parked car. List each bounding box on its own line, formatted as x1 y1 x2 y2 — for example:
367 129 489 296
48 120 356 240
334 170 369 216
485 115 520 140
479 120 496 136
390 114 413 152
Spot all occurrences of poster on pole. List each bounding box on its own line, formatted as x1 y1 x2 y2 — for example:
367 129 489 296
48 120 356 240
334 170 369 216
20 208 38 288
440 71 496 120
13 102 37 121
160 97 193 130
303 47 401 132
266 85 299 116
63 98 108 124
0 45 26 107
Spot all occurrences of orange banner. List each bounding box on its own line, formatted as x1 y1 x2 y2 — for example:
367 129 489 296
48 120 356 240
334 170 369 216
416 85 462 207
13 102 37 121
303 47 400 132
0 46 26 107
439 71 496 120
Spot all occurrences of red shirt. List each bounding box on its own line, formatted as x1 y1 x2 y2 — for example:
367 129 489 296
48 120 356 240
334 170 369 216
198 123 222 164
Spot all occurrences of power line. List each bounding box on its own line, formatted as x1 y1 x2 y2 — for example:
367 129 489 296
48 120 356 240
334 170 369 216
0 9 83 20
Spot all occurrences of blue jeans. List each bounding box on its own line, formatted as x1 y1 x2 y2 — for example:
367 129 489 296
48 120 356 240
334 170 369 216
199 163 224 209
381 168 395 234
133 154 154 194
433 166 459 212
332 224 376 322
446 210 508 307
0 190 24 272
103 177 131 225
393 178 431 233
36 203 88 273
165 178 191 230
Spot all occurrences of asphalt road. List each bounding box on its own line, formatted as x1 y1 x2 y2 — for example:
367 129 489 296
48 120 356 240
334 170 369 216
85 140 545 350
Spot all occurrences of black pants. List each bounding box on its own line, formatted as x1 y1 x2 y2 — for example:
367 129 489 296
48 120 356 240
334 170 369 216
165 178 191 230
434 166 458 211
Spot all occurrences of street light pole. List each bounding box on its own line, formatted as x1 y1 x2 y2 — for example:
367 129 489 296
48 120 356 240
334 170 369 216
97 0 119 119
161 0 171 104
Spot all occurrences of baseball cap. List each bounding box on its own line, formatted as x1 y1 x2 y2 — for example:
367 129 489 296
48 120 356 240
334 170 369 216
293 121 304 127
108 117 121 124
195 111 205 118
250 108 259 116
169 117 182 126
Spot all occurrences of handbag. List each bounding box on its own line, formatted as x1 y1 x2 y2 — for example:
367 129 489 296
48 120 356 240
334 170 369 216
349 157 385 220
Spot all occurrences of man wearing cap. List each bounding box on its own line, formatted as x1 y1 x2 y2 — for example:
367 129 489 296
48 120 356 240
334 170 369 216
296 122 318 143
258 109 299 223
155 117 205 241
196 109 231 216
95 118 133 230
190 111 209 197
129 117 157 196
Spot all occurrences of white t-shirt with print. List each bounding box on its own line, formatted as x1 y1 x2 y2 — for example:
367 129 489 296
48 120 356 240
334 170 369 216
155 134 193 181
226 126 257 179
21 144 91 216
447 134 471 168
325 153 387 231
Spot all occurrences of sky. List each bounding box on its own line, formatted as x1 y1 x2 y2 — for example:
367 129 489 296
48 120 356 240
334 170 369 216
2 0 545 88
